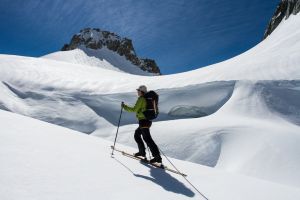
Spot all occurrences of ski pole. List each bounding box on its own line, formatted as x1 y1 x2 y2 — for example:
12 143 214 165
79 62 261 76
111 104 123 156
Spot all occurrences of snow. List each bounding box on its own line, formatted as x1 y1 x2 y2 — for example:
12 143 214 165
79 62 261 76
110 81 300 187
0 11 300 200
43 47 153 76
168 105 208 118
1 110 300 200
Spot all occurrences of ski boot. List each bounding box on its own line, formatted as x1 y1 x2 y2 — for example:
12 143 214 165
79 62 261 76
150 156 162 164
134 152 146 158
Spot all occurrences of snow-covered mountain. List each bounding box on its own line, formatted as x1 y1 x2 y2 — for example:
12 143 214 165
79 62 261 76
50 28 161 75
1 3 300 200
264 0 300 39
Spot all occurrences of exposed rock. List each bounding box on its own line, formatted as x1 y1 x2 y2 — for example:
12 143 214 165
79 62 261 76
264 0 300 39
62 28 161 75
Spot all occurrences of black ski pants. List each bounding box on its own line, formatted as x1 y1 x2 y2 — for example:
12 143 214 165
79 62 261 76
134 120 160 158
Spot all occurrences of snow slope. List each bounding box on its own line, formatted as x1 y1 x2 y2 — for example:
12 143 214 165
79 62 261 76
1 110 300 200
2 77 299 187
43 47 153 76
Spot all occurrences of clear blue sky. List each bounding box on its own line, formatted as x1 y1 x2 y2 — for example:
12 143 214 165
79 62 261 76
0 0 279 74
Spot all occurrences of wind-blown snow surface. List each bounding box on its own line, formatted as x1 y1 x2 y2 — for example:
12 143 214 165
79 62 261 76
0 11 300 199
1 110 300 200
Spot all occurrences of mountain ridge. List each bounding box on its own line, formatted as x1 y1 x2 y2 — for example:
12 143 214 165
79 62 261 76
62 28 161 75
264 0 300 39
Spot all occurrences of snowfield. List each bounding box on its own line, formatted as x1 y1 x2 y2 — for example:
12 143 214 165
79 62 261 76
1 110 300 200
0 11 300 200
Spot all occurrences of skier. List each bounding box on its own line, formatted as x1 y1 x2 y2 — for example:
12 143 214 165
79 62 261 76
122 85 162 163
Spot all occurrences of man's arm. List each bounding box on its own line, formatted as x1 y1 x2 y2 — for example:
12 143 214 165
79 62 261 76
123 98 143 113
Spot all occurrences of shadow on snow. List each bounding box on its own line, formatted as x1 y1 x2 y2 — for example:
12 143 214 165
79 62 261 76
113 157 195 197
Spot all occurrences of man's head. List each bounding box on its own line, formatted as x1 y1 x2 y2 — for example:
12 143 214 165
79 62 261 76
137 85 147 96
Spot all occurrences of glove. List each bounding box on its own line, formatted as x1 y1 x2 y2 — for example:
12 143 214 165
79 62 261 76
121 102 125 108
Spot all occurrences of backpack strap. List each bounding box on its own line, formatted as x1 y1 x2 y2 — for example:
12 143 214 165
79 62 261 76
153 99 158 115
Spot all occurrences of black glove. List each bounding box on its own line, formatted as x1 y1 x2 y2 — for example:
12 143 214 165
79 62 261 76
121 102 125 108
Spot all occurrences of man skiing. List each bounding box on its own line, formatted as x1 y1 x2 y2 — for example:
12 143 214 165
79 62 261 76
122 85 162 164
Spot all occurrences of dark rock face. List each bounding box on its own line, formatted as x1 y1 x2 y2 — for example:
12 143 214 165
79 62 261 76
264 0 300 39
62 28 161 75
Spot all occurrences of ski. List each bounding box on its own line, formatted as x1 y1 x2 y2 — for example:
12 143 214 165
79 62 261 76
111 146 187 177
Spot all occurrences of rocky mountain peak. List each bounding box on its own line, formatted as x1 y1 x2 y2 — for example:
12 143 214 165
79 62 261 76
264 0 300 39
62 28 161 75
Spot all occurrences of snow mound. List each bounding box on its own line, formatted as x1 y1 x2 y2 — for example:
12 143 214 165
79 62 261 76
43 47 153 76
0 80 234 132
260 81 300 125
0 81 113 133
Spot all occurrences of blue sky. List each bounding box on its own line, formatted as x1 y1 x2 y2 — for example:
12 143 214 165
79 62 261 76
0 0 279 74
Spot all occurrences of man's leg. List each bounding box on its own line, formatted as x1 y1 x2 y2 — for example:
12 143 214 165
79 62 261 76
134 128 146 155
141 128 161 159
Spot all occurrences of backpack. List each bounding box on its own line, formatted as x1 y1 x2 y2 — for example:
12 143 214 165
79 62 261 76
143 90 159 120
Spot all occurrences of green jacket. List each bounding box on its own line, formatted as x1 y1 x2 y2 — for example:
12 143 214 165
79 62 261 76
123 96 146 120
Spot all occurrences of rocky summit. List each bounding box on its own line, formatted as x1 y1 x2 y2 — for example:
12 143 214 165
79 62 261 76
264 0 300 39
62 28 161 75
